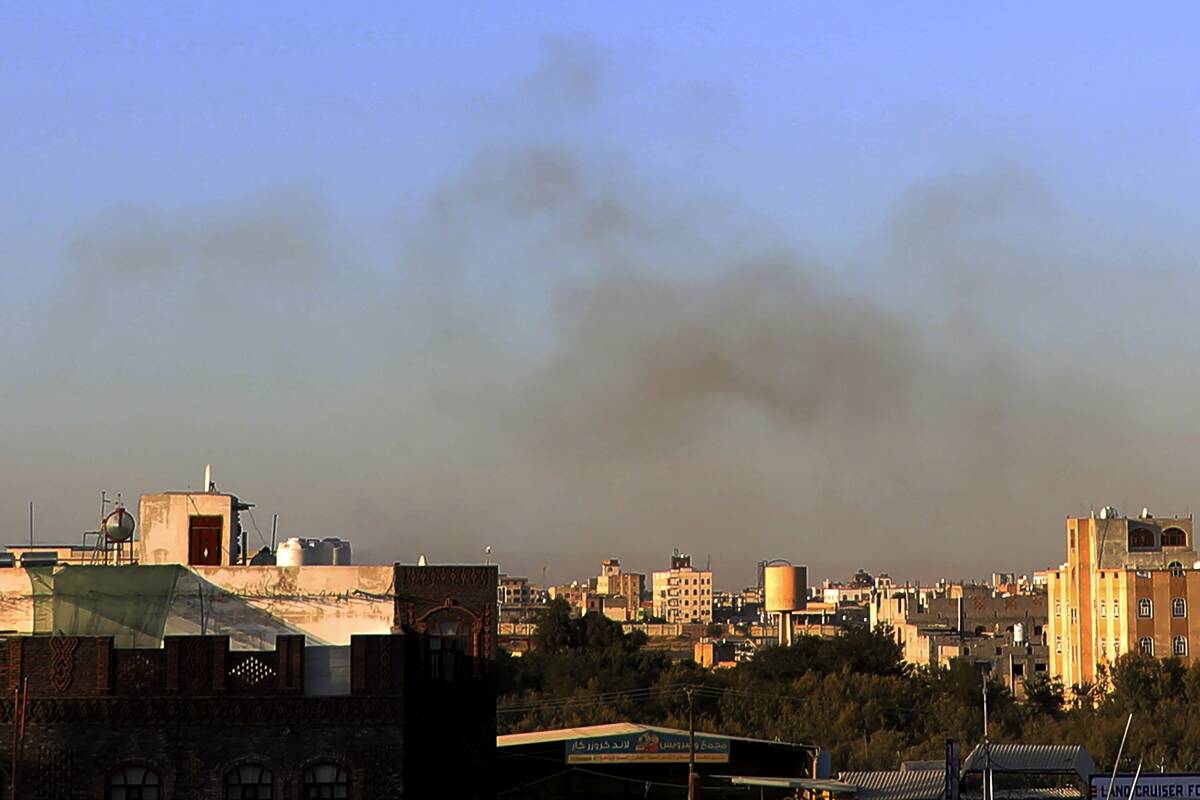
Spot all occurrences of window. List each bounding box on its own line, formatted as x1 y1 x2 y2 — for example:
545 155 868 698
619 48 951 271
1114 600 1120 617
226 765 273 799
1175 636 1189 657
1129 528 1156 549
424 610 473 682
1114 640 1121 656
1101 640 1107 656
1100 601 1106 617
1164 527 1188 547
1173 598 1187 618
1139 637 1155 655
109 766 160 800
1055 637 1062 653
1170 561 1186 577
1055 601 1061 616
303 764 349 799
1138 598 1153 618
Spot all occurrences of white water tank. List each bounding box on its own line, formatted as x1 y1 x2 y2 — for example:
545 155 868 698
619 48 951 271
1014 623 1025 644
277 538 305 567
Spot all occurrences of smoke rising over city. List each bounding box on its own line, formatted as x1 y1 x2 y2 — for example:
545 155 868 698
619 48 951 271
3 31 1198 587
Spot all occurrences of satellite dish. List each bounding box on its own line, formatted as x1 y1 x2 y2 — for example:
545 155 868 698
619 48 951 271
102 507 136 543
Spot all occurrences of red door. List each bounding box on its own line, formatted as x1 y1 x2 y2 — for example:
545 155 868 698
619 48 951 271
188 516 223 565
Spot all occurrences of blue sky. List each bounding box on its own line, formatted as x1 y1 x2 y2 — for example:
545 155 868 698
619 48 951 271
2 4 1199 583
6 3 1198 281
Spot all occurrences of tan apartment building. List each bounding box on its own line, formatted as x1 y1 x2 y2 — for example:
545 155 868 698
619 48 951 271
1046 509 1199 689
652 550 713 624
596 558 646 619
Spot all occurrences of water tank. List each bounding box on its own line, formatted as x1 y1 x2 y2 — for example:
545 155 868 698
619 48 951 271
101 507 136 542
249 546 276 566
0 553 15 568
764 564 808 612
277 538 305 567
1013 623 1025 644
325 538 353 566
304 538 333 566
19 552 59 568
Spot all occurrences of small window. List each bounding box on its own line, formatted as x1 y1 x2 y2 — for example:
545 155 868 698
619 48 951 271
1164 527 1188 548
303 764 349 799
1175 636 1189 657
1100 601 1107 617
1114 600 1120 617
1114 640 1121 656
1173 598 1187 618
1170 561 1186 576
109 766 160 800
1055 601 1061 616
1138 598 1153 618
1139 637 1155 655
226 765 273 799
1055 637 1062 653
1101 640 1108 656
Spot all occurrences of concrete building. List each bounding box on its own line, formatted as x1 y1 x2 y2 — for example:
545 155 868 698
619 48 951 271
1046 509 1200 688
498 573 533 605
0 565 498 799
652 550 714 624
595 558 646 619
871 582 1049 693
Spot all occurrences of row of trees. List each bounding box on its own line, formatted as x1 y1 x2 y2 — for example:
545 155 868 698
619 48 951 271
498 598 1200 771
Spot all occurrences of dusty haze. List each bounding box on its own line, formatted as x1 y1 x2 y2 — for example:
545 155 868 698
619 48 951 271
3 38 1197 588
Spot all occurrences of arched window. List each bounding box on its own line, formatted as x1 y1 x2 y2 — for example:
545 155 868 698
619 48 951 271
303 764 349 799
1139 637 1155 655
109 766 160 800
1163 527 1188 547
1173 598 1187 618
424 610 474 682
1138 598 1153 618
1174 636 1189 657
226 764 273 799
1129 528 1156 549
1169 561 1186 577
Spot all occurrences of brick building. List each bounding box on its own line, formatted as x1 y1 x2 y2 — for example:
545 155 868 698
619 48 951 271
1046 509 1199 689
0 563 497 799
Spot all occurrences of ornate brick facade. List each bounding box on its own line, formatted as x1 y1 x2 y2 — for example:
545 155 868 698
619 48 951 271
0 562 497 799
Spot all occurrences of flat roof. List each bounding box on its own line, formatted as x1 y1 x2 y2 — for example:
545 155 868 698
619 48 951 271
498 722 815 750
720 776 856 792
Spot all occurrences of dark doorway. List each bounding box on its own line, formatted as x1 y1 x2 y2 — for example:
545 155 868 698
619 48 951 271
188 516 223 565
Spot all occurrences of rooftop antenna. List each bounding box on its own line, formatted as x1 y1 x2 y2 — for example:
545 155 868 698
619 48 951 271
270 514 278 551
28 501 33 548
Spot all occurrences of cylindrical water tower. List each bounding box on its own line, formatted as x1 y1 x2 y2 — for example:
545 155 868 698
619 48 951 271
764 562 808 646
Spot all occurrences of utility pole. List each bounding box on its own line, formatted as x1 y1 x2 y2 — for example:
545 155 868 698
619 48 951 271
686 686 696 800
1104 714 1134 800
